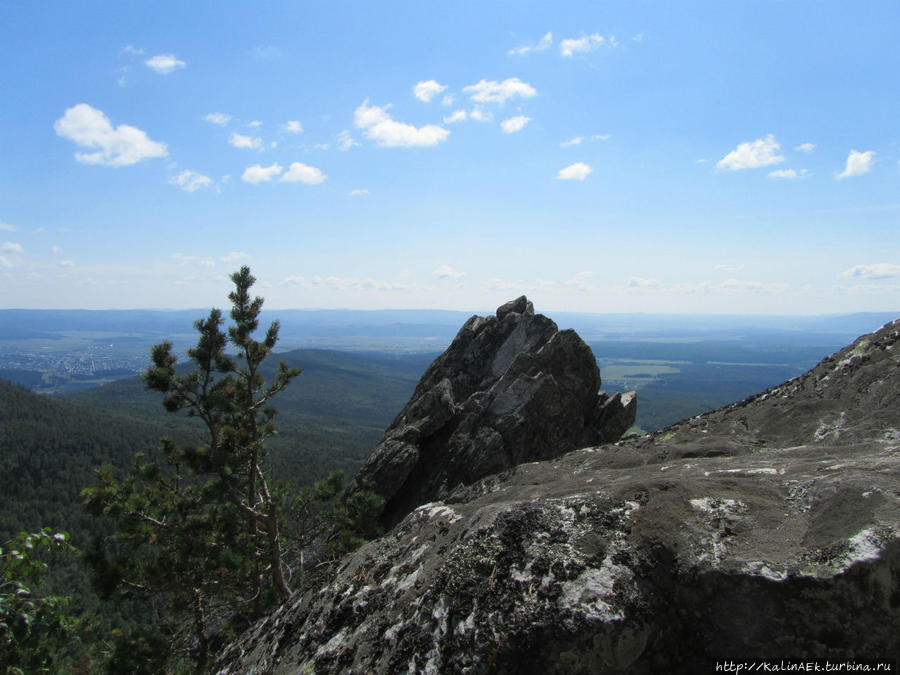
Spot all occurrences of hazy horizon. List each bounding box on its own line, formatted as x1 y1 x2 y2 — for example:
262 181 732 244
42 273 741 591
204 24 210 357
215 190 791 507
2 2 898 314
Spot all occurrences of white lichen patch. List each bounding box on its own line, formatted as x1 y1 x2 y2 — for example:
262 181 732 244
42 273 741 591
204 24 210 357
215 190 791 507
690 497 748 566
703 467 779 477
397 567 421 592
559 560 629 623
814 412 846 442
415 502 462 523
837 528 886 569
743 561 788 581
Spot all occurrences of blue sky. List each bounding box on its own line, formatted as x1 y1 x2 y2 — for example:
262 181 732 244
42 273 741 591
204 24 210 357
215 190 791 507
1 1 898 313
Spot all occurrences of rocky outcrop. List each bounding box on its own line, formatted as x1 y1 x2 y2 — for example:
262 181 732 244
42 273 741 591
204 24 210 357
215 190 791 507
348 296 636 527
218 319 900 674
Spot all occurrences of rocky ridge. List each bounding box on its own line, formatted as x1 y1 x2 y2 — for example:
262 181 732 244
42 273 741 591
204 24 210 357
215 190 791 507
348 296 636 527
217 316 900 674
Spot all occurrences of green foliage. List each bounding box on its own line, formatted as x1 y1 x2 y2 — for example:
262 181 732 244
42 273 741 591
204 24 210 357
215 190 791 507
0 528 76 673
288 471 385 564
83 267 301 670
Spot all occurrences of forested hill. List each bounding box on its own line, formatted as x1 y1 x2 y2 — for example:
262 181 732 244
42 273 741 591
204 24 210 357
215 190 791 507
0 377 166 544
66 349 434 487
2 349 434 547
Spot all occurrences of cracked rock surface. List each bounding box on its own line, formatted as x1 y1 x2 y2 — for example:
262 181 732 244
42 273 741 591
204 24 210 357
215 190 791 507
217 318 900 674
347 296 636 528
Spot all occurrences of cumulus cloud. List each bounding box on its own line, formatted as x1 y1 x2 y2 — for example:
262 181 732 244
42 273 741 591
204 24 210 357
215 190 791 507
837 149 875 179
557 162 593 181
627 276 663 289
205 112 231 126
508 31 553 56
280 162 326 184
443 109 467 124
1 242 23 254
145 54 186 74
284 120 303 133
561 136 583 147
229 132 262 150
469 107 493 122
795 142 816 152
768 168 808 179
337 130 358 151
0 222 16 232
354 100 450 148
716 134 784 171
348 189 369 197
463 78 537 104
169 170 214 192
413 80 447 102
241 163 282 183
560 33 616 57
432 265 465 279
501 115 531 134
220 251 248 263
54 103 168 167
840 263 900 280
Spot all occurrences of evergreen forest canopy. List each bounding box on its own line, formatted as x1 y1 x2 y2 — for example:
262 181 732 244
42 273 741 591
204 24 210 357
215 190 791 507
2 268 388 672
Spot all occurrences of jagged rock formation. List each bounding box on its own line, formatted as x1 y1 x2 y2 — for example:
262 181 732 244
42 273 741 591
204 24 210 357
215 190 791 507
217 319 900 674
348 296 636 527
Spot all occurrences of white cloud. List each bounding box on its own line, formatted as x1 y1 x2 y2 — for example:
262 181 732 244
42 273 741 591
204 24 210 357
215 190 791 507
169 170 214 192
432 265 465 279
557 162 593 181
413 80 447 103
627 276 663 289
443 109 467 124
122 44 144 55
248 120 262 128
718 279 790 293
280 162 327 184
54 104 168 167
840 263 900 280
52 245 62 255
348 189 369 197
463 78 537 104
768 168 808 179
241 163 283 183
837 149 875 179
279 274 412 292
795 142 816 152
593 134 611 141
145 54 186 75
59 259 75 268
0 222 16 232
508 31 553 56
560 33 616 57
501 115 531 134
716 134 784 171
205 112 231 126
220 251 248 263
565 270 594 291
354 100 450 148
1 242 23 254
337 130 358 151
714 264 744 272
314 143 330 150
441 94 454 107
469 107 493 122
561 136 583 147
229 132 262 150
284 120 303 133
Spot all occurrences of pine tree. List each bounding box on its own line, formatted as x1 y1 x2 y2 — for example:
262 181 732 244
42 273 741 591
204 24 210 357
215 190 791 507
83 267 300 668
